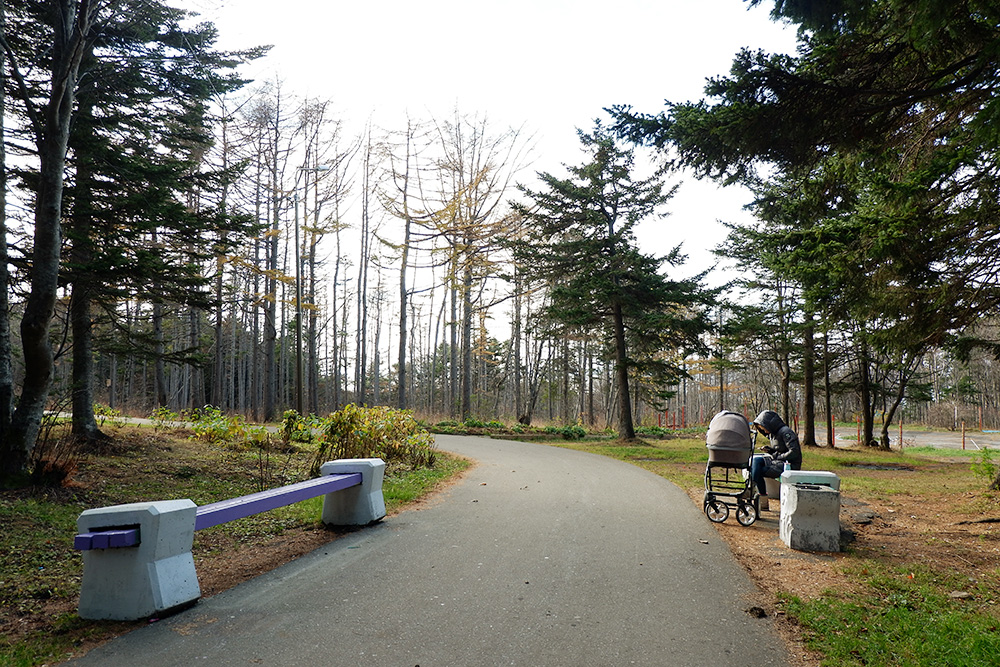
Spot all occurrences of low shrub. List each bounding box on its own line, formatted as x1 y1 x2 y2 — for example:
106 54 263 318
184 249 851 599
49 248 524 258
463 417 506 430
190 405 270 449
93 403 125 428
971 448 998 489
149 406 179 430
310 404 436 475
635 425 673 438
281 410 317 445
544 424 586 440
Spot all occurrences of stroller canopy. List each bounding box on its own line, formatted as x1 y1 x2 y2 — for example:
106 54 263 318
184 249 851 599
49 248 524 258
706 411 752 451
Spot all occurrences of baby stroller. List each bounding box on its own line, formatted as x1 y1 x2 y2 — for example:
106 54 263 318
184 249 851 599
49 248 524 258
703 410 759 526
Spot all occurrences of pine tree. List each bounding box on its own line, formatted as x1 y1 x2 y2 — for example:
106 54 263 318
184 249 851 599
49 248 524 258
513 122 712 439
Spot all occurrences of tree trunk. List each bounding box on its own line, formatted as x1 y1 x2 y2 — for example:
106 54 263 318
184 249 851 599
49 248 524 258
397 218 411 409
69 284 103 441
824 329 834 448
356 136 374 407
587 344 596 427
717 309 725 413
449 257 459 418
331 217 342 411
858 341 876 446
513 270 523 421
801 314 817 447
188 306 205 409
880 355 919 451
263 207 278 421
519 335 545 426
307 225 319 415
213 244 226 408
67 93 103 441
153 297 167 407
561 336 570 424
460 260 473 421
612 301 635 440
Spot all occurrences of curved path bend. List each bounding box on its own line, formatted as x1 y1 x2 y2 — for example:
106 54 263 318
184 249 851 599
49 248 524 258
66 435 790 666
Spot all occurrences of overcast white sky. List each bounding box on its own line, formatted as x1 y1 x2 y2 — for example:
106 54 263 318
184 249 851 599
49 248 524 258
180 0 799 283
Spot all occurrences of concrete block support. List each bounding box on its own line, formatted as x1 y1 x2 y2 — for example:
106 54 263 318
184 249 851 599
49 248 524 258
320 458 387 525
780 469 841 490
779 484 841 552
779 470 840 505
77 500 199 620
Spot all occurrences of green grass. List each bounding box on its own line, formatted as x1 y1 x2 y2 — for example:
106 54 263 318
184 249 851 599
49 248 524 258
783 562 1000 666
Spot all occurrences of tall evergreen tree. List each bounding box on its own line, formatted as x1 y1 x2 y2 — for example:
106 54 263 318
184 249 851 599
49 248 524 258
62 4 263 441
513 122 712 440
0 0 103 476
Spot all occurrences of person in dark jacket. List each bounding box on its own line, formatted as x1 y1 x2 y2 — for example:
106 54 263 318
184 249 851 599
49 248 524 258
750 409 802 499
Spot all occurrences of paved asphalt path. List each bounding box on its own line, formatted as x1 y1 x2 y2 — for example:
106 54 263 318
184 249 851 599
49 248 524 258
65 435 790 667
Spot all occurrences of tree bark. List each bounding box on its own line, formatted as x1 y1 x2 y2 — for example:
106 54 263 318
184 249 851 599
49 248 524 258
612 301 636 440
858 340 876 446
824 329 834 447
69 282 102 441
801 314 817 446
513 269 523 421
460 258 473 421
448 257 459 417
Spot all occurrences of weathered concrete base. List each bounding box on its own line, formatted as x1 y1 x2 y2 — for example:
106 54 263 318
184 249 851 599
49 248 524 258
780 469 841 494
77 500 199 620
320 458 387 525
779 484 841 552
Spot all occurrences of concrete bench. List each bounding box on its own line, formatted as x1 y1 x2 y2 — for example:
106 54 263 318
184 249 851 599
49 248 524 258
778 471 841 552
75 458 385 620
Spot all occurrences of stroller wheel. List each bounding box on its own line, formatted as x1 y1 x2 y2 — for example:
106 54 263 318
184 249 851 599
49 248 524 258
705 498 729 523
736 501 758 526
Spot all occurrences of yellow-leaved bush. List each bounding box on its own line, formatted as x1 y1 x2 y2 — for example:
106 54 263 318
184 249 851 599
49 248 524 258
309 404 436 476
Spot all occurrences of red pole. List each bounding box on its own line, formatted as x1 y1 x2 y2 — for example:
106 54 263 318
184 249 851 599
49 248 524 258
682 406 686 429
899 418 903 450
857 416 861 446
962 421 966 450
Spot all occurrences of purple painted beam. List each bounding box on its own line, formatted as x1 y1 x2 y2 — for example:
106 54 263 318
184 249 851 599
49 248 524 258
73 473 363 550
194 473 362 531
74 528 140 550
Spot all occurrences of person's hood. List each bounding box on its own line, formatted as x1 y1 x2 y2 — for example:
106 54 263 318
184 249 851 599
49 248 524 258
754 410 786 434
